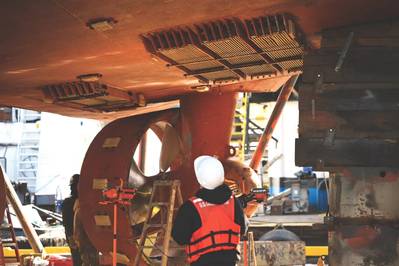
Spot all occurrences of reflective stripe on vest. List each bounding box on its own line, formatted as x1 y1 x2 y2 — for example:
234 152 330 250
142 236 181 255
187 196 240 263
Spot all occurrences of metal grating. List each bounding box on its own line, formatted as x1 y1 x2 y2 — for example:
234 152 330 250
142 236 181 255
42 82 106 101
41 81 140 112
204 37 261 65
246 15 304 72
160 45 220 71
201 70 239 83
142 14 304 83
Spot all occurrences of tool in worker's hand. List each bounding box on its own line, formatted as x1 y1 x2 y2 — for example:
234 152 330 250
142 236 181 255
99 178 136 266
251 188 268 202
238 188 268 208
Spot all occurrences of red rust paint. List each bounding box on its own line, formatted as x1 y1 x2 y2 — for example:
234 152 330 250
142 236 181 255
177 90 238 199
343 226 379 250
79 109 179 265
2 1 398 119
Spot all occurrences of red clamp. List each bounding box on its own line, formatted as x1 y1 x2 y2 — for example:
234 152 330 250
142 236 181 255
99 178 136 206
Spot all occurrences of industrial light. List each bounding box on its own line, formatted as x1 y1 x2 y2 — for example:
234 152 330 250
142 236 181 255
77 73 103 82
87 18 117 32
137 94 146 107
191 85 210 92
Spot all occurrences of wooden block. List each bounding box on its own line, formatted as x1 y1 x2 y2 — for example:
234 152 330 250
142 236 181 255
295 138 399 168
321 20 399 49
299 84 399 112
302 50 399 83
270 200 284 215
298 83 399 138
299 110 399 139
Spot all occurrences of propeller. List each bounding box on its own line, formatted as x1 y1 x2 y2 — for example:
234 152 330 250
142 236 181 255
127 122 183 226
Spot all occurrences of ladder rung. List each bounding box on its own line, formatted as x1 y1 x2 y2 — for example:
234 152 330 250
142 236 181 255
4 239 19 244
16 178 36 181
18 154 38 157
142 245 157 249
134 181 182 266
21 137 40 140
0 225 12 229
22 130 40 133
17 169 37 172
145 224 165 228
2 242 17 247
150 202 170 206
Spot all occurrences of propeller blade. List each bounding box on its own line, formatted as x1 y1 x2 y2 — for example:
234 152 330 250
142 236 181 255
159 124 181 172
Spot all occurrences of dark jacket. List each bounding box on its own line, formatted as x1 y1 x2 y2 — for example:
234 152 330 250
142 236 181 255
172 184 247 266
61 196 76 237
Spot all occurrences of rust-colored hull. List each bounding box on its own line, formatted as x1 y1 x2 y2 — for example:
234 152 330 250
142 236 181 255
1 1 398 118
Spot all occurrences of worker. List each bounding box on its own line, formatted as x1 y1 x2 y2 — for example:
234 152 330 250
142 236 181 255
61 174 81 266
73 182 100 266
172 155 247 266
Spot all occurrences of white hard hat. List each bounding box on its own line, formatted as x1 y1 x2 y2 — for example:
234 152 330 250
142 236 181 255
194 155 224 190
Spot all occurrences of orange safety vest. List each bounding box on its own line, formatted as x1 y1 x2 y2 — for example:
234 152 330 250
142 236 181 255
186 195 241 263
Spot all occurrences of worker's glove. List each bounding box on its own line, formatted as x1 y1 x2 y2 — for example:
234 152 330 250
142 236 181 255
237 193 255 208
68 238 78 249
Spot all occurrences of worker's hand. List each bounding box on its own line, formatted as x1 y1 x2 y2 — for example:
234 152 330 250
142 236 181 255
237 193 256 208
68 238 78 249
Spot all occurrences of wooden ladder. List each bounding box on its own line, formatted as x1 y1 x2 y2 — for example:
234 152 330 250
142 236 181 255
133 180 183 266
0 204 20 265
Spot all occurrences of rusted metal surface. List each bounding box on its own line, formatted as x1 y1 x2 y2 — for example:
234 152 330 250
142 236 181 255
1 1 399 118
296 20 399 266
328 168 399 266
238 241 306 266
330 168 399 223
249 74 298 170
177 91 241 199
330 224 399 266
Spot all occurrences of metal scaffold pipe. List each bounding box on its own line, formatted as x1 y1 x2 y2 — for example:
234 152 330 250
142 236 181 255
249 74 299 170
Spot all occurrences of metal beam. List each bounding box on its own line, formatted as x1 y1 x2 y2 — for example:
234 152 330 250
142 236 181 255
138 132 147 172
249 74 299 170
